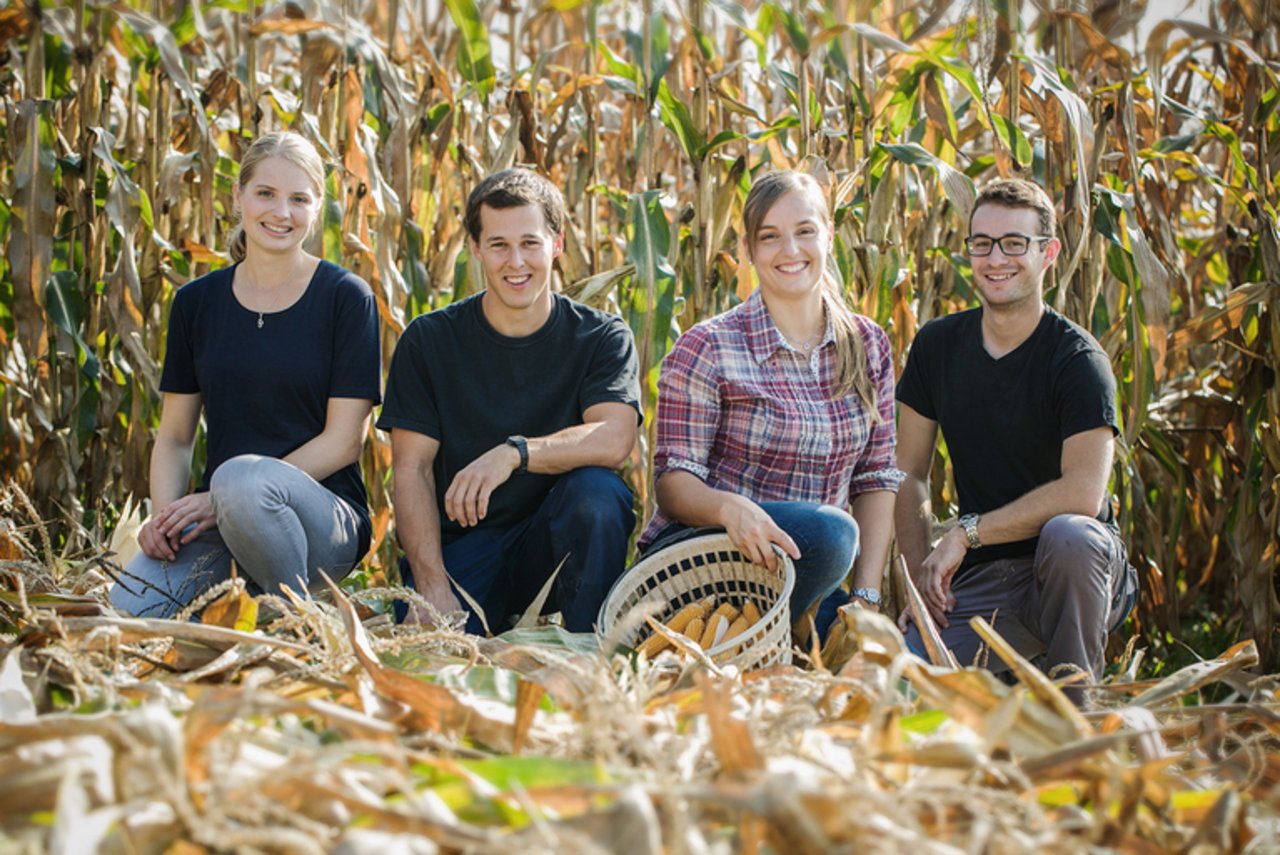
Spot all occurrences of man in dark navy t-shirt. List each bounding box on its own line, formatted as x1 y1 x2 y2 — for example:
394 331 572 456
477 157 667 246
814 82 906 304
895 178 1137 703
378 169 641 634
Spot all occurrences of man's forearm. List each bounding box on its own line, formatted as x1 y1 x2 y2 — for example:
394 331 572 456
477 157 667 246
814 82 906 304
523 416 635 474
393 465 450 590
966 478 1101 546
893 473 935 573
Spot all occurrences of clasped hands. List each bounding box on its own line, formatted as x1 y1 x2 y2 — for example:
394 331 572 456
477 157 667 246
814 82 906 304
137 493 217 561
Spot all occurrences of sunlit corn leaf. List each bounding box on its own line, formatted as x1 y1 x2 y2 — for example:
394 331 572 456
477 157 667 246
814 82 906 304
443 0 496 103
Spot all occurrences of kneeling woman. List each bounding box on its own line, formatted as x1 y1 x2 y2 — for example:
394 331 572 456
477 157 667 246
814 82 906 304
638 170 901 640
111 132 380 617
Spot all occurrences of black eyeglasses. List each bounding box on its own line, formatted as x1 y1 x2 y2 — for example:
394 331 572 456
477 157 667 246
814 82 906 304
964 233 1053 257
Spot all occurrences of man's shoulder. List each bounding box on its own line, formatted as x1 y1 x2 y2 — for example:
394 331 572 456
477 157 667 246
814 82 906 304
403 293 481 337
552 293 632 337
1042 307 1106 355
913 307 979 348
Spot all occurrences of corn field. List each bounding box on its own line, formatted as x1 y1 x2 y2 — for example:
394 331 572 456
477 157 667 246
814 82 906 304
0 0 1278 679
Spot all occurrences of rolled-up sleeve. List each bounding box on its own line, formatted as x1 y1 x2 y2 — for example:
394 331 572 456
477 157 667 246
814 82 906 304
850 321 905 494
653 328 721 482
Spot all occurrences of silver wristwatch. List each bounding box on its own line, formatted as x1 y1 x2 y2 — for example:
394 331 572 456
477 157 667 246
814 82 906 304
958 513 982 549
850 586 881 607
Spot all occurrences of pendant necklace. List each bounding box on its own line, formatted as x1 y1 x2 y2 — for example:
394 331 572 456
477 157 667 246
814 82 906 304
240 264 288 329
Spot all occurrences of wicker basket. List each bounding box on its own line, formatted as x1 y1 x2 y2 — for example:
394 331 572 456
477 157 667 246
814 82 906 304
598 533 795 670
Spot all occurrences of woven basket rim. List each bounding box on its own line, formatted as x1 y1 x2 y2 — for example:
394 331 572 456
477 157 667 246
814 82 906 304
597 532 796 665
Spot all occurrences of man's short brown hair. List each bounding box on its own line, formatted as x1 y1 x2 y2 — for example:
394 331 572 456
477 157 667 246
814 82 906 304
971 178 1057 239
464 168 565 242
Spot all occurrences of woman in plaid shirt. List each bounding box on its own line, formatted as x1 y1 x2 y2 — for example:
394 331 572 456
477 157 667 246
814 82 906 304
637 170 903 641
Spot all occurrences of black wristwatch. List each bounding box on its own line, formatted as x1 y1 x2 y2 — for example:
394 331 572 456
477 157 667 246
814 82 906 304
505 435 529 474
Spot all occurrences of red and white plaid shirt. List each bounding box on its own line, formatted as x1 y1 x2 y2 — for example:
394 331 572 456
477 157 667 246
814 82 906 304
639 290 903 548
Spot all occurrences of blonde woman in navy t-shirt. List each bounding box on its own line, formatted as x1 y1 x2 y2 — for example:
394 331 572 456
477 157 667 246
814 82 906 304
111 132 380 617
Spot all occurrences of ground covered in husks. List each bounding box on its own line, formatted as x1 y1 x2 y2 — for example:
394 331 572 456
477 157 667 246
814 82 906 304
2 492 1277 855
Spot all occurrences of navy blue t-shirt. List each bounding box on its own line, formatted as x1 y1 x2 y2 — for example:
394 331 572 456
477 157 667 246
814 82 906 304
896 306 1119 573
160 259 381 555
377 292 641 542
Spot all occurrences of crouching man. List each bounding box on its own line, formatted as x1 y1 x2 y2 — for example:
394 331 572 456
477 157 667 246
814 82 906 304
379 168 642 634
895 178 1138 703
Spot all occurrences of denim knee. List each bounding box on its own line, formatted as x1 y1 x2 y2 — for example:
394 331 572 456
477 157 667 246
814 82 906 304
551 467 635 533
809 505 859 563
209 454 277 524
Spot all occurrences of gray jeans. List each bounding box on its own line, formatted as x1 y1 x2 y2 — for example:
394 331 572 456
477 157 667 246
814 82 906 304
110 454 362 618
905 514 1137 687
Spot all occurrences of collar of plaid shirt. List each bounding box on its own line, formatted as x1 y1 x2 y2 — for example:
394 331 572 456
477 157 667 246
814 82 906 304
741 290 837 364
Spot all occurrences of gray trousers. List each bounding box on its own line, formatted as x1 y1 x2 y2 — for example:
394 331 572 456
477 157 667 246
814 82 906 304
110 454 362 618
905 514 1137 686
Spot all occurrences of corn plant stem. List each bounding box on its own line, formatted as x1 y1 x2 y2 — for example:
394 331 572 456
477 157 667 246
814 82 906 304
585 1 599 270
691 0 708 316
642 0 656 188
248 0 259 136
793 0 808 161
388 0 400 57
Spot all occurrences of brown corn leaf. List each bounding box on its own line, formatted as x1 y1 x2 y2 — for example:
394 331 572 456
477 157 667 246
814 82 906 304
895 555 957 669
200 587 259 633
323 574 513 749
512 679 545 754
1130 640 1260 708
699 673 763 775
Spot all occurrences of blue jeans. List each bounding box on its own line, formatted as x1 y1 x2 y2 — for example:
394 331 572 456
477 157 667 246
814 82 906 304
643 501 859 636
110 455 363 618
398 467 635 634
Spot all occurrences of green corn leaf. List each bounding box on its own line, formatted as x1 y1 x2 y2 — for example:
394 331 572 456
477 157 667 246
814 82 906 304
656 79 705 163
444 0 496 103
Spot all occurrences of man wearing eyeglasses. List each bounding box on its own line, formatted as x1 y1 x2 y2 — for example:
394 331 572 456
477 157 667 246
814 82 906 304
894 178 1137 704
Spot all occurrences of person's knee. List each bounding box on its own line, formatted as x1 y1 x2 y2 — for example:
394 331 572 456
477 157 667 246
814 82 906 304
554 467 635 532
209 454 279 520
810 504 859 566
1040 515 1111 566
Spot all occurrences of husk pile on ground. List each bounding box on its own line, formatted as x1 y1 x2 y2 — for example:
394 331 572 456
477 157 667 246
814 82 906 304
2 487 1277 854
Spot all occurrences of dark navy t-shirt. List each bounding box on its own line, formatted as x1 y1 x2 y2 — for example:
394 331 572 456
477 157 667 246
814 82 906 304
377 292 641 542
160 259 381 555
896 306 1118 573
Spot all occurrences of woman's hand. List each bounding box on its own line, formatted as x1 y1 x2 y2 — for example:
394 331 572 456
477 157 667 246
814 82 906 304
718 494 801 573
141 493 217 560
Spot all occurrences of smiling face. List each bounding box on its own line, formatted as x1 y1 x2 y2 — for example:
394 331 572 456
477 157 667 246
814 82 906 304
232 156 322 258
746 187 832 305
968 203 1061 311
473 202 563 335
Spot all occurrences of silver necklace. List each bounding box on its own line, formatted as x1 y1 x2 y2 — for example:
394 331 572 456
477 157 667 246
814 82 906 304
239 264 289 329
784 331 822 354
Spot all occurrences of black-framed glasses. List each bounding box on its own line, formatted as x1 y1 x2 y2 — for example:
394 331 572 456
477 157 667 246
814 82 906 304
964 233 1053 257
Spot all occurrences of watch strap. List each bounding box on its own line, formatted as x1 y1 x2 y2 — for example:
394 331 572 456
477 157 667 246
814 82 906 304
850 586 881 606
959 513 982 549
505 435 529 474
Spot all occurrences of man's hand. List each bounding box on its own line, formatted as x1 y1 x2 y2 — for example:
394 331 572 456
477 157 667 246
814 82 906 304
718 494 801 573
444 443 521 527
903 525 966 630
407 573 466 627
141 493 216 559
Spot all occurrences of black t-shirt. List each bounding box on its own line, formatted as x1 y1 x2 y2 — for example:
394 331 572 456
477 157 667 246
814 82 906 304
377 292 641 542
896 306 1118 572
160 260 382 554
